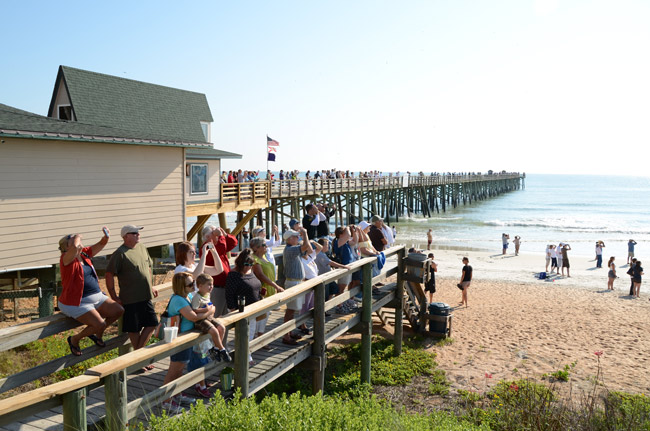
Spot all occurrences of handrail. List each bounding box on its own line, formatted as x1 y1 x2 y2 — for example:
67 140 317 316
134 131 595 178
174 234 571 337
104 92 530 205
0 245 406 430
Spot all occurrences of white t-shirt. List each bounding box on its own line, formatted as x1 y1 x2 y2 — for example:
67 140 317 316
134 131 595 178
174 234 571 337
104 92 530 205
382 225 395 247
550 248 557 258
301 252 319 279
265 236 282 266
174 263 196 274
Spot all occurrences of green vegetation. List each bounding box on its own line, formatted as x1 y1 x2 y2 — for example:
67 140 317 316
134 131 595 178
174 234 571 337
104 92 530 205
545 361 577 382
145 391 484 431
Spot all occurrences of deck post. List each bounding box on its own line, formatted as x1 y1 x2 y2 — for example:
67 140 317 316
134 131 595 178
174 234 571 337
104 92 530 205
360 262 373 384
104 369 127 431
36 266 56 318
394 247 405 356
62 388 86 431
312 282 327 394
235 318 250 397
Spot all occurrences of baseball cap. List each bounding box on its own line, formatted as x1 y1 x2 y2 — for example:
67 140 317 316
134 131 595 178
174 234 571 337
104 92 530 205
370 215 383 223
288 219 299 229
358 221 370 230
283 230 300 241
252 226 265 237
121 225 143 237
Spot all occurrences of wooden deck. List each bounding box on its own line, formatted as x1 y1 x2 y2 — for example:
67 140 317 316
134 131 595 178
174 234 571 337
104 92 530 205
0 285 398 430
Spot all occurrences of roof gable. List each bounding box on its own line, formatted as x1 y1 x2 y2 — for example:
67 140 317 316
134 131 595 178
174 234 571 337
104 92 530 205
48 66 213 143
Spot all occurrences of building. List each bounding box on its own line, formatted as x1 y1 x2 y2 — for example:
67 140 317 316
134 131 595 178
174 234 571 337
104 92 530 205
0 66 241 273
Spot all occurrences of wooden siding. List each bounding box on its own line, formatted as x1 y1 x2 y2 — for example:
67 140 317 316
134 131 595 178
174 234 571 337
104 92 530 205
185 158 220 204
0 138 185 271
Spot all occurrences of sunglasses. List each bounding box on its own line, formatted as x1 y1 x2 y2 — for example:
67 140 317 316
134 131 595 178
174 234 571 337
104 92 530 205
127 232 140 236
243 262 254 266
186 280 196 287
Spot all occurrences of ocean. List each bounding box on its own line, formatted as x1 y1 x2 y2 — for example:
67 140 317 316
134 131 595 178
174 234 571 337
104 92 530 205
391 174 650 258
189 174 650 259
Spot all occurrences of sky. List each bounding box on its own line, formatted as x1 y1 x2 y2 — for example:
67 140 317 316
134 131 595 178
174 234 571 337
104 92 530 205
2 0 650 176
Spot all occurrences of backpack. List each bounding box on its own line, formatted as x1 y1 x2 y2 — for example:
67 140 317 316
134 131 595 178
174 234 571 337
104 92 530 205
538 272 547 280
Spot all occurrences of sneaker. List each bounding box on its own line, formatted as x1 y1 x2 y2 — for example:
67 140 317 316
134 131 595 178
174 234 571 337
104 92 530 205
334 304 347 314
345 299 358 310
354 293 363 302
194 384 212 399
219 349 232 362
209 347 221 362
176 392 196 404
162 399 183 414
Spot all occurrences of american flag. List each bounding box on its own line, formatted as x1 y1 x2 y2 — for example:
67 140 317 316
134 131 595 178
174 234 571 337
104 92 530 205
267 136 279 146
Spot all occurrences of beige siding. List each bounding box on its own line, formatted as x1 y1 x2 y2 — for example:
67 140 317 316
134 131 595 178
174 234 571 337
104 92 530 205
185 158 221 204
0 138 186 271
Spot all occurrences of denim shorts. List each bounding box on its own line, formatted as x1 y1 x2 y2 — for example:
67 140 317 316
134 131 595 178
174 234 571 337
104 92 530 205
170 346 192 363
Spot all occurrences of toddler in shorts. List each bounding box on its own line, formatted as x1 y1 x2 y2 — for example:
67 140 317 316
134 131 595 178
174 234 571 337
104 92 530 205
192 273 231 362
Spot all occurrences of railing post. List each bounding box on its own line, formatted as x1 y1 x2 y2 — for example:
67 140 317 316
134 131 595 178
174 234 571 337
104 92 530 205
62 388 87 431
312 282 326 394
394 247 405 356
105 369 127 431
360 263 373 384
235 318 250 397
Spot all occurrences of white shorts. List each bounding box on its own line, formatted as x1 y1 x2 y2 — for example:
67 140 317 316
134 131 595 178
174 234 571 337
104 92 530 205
284 279 305 311
337 273 352 286
59 292 108 319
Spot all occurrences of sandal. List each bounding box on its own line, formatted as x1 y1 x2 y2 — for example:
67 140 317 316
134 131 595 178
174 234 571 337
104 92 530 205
299 326 311 335
88 334 106 348
67 336 82 356
289 332 302 339
282 338 298 345
142 364 155 372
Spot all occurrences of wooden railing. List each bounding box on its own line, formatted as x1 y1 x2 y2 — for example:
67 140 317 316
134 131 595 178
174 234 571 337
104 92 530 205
269 176 403 198
220 181 270 204
0 246 406 431
407 172 522 187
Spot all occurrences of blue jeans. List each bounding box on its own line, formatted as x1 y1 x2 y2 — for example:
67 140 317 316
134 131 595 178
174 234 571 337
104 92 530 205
596 255 602 268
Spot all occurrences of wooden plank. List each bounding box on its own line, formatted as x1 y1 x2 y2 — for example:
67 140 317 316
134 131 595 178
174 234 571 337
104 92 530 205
0 375 99 426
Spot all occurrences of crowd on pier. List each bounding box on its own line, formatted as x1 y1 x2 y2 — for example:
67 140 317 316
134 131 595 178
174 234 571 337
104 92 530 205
56 201 400 412
221 169 516 183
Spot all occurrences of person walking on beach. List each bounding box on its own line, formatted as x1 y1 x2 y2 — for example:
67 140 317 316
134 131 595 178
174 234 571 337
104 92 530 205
607 256 617 290
632 260 643 298
627 239 637 264
502 233 510 255
555 242 564 275
549 245 558 273
513 236 521 256
595 241 605 268
627 258 637 296
426 229 433 250
459 257 472 307
561 243 571 277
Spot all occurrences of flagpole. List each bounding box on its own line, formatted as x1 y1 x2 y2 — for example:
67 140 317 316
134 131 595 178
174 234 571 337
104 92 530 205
266 135 269 178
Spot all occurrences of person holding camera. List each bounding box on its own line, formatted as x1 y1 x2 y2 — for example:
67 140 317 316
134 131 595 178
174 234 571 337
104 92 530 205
174 241 224 279
595 241 605 268
502 233 510 255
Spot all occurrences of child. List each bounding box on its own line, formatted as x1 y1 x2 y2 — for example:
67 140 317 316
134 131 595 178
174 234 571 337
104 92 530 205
425 253 437 303
192 274 231 362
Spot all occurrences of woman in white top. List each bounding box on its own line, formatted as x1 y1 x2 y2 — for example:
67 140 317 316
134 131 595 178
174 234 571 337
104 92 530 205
545 245 552 272
174 241 224 279
252 225 282 266
298 240 323 335
550 245 558 274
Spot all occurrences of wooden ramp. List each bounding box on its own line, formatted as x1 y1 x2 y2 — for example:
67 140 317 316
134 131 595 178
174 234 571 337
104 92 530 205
1 285 397 431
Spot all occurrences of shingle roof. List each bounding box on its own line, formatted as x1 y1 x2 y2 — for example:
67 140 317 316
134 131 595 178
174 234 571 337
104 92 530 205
186 148 242 160
49 66 213 143
0 103 210 148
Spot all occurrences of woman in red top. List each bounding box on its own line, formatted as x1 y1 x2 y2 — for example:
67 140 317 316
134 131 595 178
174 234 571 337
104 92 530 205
59 228 124 356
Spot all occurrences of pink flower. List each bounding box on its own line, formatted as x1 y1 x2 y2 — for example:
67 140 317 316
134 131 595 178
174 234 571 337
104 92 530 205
509 384 519 391
485 373 493 378
594 351 604 357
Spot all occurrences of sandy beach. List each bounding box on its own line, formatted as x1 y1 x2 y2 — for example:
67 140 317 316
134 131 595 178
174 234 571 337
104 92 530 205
419 248 650 396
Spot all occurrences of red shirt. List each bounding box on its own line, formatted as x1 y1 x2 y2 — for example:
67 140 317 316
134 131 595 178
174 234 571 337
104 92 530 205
59 246 95 306
202 233 238 286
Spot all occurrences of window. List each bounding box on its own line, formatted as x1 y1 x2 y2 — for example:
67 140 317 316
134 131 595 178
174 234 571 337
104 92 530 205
190 163 208 195
58 105 74 121
200 122 210 141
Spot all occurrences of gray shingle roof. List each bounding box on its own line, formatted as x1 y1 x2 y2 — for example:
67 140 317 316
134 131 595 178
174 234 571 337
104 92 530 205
0 103 210 148
49 66 213 143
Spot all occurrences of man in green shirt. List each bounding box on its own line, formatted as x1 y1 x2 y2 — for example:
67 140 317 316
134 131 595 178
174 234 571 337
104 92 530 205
106 225 159 360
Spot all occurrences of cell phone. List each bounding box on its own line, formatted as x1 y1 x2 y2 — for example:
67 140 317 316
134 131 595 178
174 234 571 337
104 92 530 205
206 243 213 250
102 227 109 237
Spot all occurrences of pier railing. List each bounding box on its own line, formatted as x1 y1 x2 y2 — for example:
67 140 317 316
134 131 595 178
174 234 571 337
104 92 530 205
269 176 403 198
407 172 522 187
0 245 406 431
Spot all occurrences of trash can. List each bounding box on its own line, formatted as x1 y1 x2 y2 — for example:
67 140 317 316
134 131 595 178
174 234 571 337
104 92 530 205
428 302 451 333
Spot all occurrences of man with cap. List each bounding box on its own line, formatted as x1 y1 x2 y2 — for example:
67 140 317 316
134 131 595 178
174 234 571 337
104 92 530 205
105 225 158 363
200 225 238 318
302 203 325 240
368 215 387 252
282 226 313 345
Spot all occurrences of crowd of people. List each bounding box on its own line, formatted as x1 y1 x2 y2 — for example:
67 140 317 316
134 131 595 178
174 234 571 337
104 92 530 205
220 170 513 183
56 201 402 412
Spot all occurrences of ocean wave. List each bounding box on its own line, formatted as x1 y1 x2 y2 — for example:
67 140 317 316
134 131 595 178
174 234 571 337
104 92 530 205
482 219 650 235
